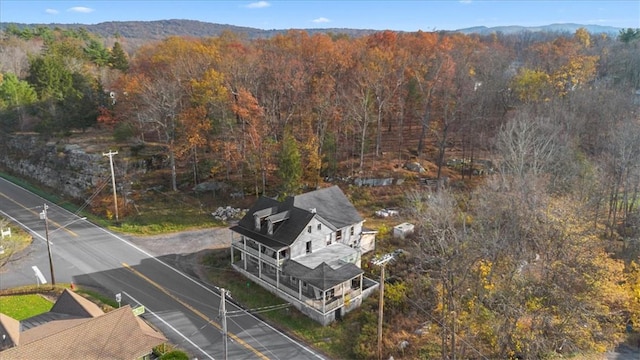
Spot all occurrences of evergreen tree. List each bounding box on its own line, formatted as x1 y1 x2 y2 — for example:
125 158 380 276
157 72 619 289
278 131 303 196
110 42 129 72
84 39 110 66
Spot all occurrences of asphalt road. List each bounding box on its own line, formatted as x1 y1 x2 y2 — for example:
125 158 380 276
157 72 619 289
0 177 327 360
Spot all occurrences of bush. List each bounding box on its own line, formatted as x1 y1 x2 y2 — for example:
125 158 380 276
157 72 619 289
159 350 189 360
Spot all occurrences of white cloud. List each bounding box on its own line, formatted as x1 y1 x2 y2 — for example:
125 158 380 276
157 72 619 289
312 17 331 24
67 6 95 14
45 8 59 15
245 1 270 9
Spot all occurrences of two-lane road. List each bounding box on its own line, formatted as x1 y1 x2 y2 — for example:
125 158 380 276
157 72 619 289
0 177 326 360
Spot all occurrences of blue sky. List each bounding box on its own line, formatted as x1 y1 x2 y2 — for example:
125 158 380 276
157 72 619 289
1 1 638 31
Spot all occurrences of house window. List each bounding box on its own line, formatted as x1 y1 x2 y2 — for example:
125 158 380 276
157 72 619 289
351 277 361 289
317 223 322 230
302 281 308 290
291 276 297 284
308 225 312 233
306 241 312 253
325 288 335 300
336 230 342 241
350 227 354 236
326 235 331 246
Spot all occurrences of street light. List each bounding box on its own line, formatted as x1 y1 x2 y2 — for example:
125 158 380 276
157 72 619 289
39 204 54 286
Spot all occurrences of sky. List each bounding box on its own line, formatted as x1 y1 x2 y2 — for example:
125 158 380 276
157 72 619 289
1 0 639 32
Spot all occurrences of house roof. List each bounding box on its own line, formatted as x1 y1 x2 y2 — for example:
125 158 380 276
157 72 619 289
0 290 166 360
282 260 363 291
0 313 20 350
231 186 362 248
292 186 363 229
49 289 104 319
232 195 314 249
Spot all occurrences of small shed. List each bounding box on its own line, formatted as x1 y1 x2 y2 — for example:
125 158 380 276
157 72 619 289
393 222 414 239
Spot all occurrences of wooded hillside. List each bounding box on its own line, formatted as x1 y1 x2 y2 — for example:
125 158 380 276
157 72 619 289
1 24 640 359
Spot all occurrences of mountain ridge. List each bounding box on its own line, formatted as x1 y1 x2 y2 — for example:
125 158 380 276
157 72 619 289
0 19 624 40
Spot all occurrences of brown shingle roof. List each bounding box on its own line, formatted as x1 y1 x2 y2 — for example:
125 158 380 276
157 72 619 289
0 306 166 360
0 290 166 360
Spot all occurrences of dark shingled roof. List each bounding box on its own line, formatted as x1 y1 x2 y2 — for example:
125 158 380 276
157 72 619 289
293 186 363 229
231 186 362 249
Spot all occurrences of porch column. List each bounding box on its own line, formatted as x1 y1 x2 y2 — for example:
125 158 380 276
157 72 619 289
298 280 302 300
243 237 247 270
258 244 263 278
322 290 326 313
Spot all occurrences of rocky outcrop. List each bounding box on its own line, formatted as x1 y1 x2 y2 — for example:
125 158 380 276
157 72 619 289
0 133 108 200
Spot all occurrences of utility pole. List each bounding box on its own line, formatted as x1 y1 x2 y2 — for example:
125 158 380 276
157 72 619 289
103 150 119 221
220 288 228 360
372 252 397 360
40 204 55 286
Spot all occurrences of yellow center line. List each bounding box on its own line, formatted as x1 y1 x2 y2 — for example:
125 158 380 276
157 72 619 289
122 262 269 360
0 192 79 237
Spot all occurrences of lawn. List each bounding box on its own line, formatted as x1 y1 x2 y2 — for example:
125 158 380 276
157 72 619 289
0 294 53 320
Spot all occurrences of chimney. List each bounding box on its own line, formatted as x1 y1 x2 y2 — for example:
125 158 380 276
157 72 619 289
310 208 316 214
254 214 261 231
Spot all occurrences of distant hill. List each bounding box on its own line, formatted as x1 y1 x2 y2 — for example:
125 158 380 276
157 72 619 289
0 19 624 41
0 19 379 41
456 23 623 35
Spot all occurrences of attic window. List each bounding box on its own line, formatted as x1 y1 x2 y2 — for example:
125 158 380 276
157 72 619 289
308 225 312 233
317 223 322 231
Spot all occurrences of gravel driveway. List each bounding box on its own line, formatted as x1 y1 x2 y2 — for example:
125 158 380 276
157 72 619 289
123 227 233 257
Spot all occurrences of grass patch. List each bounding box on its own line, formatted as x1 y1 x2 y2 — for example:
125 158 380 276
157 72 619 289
74 287 119 309
0 294 53 320
111 213 221 235
0 219 33 265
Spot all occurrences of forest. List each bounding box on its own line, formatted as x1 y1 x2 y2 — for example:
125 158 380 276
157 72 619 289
1 24 640 359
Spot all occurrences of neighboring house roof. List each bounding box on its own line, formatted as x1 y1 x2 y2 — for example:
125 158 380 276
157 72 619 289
0 290 166 360
49 289 104 318
231 186 363 249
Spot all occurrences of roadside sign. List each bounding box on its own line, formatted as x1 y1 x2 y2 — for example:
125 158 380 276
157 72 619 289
132 305 145 316
32 266 47 285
